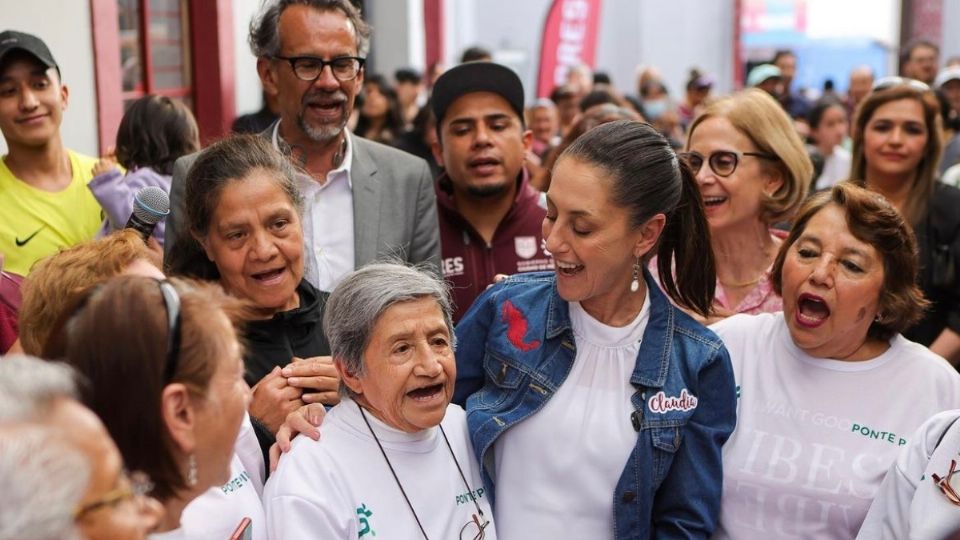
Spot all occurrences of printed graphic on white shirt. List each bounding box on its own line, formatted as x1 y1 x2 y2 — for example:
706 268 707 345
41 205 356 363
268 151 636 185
710 312 960 540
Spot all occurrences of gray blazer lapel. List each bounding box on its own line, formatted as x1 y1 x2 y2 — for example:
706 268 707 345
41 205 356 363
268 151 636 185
350 137 381 267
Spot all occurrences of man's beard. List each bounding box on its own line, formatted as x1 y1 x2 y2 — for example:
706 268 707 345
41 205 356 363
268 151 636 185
465 180 511 198
297 90 350 143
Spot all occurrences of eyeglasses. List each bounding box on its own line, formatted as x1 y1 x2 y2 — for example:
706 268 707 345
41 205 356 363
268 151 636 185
933 459 960 505
272 55 365 82
872 76 932 93
680 150 779 178
460 512 490 540
158 280 182 383
74 470 154 520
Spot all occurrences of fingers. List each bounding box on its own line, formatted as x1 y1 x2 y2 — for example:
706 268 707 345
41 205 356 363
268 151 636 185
302 391 340 406
287 374 339 391
253 366 283 390
282 356 337 378
286 411 322 440
269 442 282 472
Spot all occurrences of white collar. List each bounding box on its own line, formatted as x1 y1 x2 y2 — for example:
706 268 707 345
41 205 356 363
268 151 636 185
270 120 354 185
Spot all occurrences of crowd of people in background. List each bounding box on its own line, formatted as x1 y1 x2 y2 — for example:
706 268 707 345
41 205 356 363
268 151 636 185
4 0 960 538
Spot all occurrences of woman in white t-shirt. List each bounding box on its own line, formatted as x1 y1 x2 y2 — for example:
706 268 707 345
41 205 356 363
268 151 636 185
264 264 496 539
711 182 960 540
808 99 852 191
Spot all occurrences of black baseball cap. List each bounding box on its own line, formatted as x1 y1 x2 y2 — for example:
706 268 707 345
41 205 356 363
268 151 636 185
0 30 59 74
431 62 524 126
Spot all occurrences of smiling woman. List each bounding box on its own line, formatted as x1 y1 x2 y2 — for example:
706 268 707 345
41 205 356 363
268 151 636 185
454 120 736 539
849 83 960 361
710 183 960 539
684 89 812 317
167 135 333 457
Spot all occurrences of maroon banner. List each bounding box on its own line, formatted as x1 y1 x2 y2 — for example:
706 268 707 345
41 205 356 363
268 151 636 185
535 0 603 98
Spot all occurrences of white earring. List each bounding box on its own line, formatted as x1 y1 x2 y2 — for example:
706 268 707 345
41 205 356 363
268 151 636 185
186 454 198 487
630 257 642 293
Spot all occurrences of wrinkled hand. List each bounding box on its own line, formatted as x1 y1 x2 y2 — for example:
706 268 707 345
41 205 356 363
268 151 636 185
92 155 118 177
269 402 326 471
283 356 341 406
249 366 304 435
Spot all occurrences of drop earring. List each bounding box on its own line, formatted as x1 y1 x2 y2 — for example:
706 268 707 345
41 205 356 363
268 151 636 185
186 454 198 487
630 257 642 293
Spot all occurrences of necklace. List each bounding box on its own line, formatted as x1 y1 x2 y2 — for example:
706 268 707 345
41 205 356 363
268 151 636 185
358 403 487 540
718 273 765 288
272 121 348 170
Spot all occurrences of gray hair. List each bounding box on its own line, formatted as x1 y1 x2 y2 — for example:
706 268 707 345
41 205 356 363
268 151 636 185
0 355 78 422
0 425 89 540
249 0 372 59
323 263 454 396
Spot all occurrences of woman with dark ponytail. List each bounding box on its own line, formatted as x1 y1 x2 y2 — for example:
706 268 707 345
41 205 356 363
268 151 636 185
453 120 736 539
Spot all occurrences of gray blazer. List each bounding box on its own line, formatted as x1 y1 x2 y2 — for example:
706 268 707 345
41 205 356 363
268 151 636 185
163 127 440 279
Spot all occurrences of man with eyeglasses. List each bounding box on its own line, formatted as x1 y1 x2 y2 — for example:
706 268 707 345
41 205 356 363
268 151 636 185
165 0 440 294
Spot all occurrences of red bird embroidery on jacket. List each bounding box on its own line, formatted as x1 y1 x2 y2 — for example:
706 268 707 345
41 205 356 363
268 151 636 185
501 300 541 352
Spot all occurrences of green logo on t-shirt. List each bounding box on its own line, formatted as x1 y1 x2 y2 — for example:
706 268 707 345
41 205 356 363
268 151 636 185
357 503 376 537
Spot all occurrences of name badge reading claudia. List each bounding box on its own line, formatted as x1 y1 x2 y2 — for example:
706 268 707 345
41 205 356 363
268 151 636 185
647 389 698 413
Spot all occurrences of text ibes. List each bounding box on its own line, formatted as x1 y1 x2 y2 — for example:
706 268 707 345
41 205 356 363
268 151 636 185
725 428 889 536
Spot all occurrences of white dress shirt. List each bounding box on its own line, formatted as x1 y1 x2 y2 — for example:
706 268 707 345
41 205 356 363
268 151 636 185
272 123 356 292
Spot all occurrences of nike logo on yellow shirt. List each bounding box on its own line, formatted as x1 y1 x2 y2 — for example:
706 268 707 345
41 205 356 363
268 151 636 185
15 227 44 247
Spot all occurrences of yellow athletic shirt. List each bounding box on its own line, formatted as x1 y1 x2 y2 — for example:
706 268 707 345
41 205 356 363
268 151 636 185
0 151 102 276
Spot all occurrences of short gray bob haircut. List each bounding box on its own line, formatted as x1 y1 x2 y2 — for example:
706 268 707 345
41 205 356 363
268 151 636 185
323 263 454 395
249 0 372 59
0 355 78 422
0 425 89 540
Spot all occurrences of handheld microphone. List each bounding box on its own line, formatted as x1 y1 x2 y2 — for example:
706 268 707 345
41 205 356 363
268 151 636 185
125 186 170 242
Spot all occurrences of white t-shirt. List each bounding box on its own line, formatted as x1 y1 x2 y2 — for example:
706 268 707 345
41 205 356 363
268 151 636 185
711 313 960 540
857 409 960 539
179 414 267 540
264 398 496 539
493 299 649 540
814 146 852 191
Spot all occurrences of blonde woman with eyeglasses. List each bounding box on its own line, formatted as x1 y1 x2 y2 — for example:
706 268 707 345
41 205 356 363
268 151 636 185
850 77 960 363
683 89 813 320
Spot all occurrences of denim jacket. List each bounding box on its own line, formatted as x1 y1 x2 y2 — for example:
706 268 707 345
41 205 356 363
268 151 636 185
454 270 737 540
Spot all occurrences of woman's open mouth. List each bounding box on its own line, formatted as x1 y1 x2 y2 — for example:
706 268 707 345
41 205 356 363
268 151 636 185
407 383 444 402
555 260 584 277
796 293 830 328
251 267 286 286
702 196 727 208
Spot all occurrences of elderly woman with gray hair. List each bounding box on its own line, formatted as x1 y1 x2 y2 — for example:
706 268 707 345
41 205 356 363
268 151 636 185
264 263 496 539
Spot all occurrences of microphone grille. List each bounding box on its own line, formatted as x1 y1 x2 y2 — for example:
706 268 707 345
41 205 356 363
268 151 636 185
132 186 171 225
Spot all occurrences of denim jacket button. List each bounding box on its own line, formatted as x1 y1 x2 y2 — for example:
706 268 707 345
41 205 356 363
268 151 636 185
621 491 636 503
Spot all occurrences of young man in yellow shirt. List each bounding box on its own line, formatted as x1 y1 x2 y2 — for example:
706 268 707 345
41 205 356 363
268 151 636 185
0 30 101 277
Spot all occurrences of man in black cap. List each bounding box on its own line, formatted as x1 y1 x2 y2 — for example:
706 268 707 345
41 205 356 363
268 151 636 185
0 30 102 279
431 61 553 321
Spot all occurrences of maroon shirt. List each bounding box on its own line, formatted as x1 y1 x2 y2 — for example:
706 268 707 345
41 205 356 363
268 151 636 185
436 170 553 322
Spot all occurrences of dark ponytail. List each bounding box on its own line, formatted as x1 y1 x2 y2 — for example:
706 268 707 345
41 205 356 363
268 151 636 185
561 120 715 316
656 157 715 316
